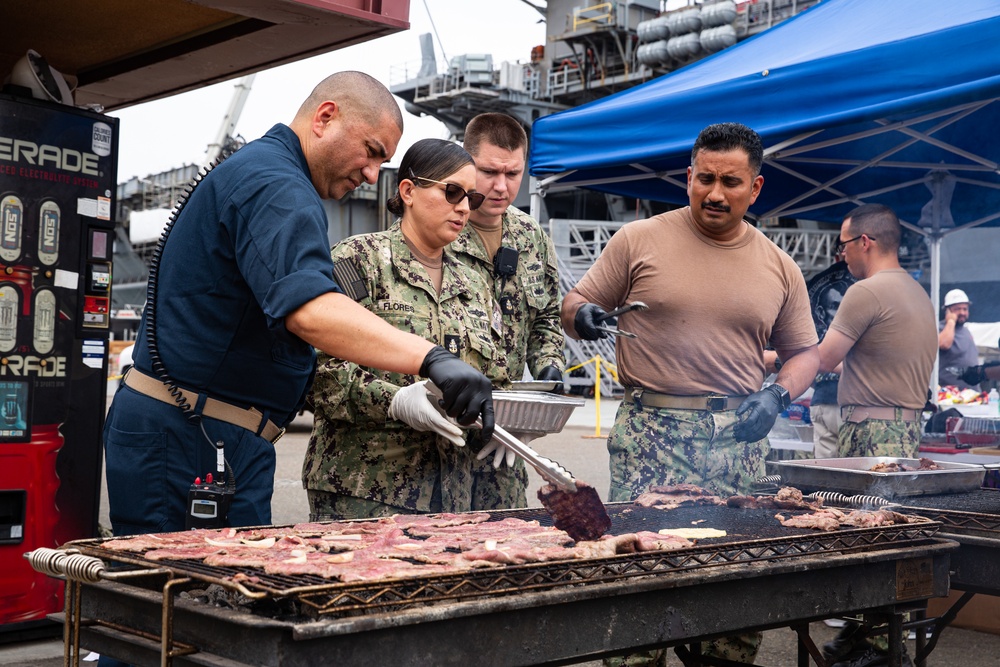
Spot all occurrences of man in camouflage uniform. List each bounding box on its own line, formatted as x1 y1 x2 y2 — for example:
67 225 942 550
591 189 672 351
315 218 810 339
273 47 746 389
562 123 819 666
302 222 507 520
454 113 565 510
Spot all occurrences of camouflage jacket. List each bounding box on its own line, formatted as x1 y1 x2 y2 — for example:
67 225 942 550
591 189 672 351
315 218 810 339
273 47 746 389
302 223 508 513
450 206 565 381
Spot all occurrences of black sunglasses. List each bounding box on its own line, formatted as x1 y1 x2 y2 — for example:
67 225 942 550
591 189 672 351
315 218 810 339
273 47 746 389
834 233 875 255
410 173 485 210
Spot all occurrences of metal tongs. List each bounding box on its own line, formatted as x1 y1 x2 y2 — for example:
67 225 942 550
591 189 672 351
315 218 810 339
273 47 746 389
594 300 648 339
425 382 577 492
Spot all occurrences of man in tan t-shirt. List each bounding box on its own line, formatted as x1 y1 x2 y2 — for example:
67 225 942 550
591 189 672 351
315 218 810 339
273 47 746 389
817 203 937 459
561 122 819 665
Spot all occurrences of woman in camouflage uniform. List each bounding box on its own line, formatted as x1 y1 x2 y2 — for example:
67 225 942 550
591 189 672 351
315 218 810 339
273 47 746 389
302 139 508 520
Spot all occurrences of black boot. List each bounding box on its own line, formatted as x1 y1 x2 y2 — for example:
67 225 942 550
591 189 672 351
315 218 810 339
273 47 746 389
822 622 866 662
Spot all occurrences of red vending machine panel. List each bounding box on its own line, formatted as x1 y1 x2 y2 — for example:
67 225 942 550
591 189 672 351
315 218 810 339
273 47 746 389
0 93 116 632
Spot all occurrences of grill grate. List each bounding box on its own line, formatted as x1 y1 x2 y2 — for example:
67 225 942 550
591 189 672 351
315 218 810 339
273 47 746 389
69 503 941 620
897 488 1000 537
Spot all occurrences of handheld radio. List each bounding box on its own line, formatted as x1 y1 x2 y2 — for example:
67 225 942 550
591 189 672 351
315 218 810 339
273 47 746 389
185 473 235 529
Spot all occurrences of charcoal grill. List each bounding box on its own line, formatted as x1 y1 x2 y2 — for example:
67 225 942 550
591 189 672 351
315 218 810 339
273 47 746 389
40 504 955 667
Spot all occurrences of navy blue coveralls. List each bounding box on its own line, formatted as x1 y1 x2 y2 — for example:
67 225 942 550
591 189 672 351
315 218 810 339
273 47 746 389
103 124 341 536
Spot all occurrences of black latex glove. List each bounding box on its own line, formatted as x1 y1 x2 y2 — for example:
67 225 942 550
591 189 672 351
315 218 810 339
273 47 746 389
536 365 565 394
419 345 495 443
733 384 788 443
574 303 610 340
960 362 1000 386
958 365 986 386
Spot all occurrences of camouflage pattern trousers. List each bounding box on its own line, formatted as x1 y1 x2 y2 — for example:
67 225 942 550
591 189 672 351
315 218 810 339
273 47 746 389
607 399 768 502
837 409 922 458
604 399 767 666
307 491 428 522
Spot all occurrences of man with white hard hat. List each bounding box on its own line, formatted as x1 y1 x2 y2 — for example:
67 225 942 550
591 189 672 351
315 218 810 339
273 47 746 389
938 288 980 390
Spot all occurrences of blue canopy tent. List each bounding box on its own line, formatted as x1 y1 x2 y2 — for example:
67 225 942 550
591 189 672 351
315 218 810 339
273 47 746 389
529 0 1000 326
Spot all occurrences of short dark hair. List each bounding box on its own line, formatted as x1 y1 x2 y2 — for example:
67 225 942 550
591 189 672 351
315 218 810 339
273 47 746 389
691 122 763 175
844 203 901 253
464 113 528 157
386 139 475 216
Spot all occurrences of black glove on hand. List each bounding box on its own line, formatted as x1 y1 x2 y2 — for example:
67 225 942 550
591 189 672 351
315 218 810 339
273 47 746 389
960 362 999 386
959 365 986 386
420 345 495 443
733 384 789 443
536 365 565 394
574 303 610 340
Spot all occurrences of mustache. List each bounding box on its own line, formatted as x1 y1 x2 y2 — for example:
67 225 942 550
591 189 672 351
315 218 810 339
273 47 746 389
701 201 731 213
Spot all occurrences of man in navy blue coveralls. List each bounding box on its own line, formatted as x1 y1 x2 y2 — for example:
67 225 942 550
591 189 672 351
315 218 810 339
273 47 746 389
103 71 495 542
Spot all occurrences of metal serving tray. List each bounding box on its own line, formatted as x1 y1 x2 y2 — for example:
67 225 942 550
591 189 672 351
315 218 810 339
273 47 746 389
771 457 986 497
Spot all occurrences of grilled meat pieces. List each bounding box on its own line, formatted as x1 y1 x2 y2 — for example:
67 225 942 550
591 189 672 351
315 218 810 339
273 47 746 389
537 480 612 541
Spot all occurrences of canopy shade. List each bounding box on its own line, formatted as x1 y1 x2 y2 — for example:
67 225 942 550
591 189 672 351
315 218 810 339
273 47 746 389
529 0 1000 233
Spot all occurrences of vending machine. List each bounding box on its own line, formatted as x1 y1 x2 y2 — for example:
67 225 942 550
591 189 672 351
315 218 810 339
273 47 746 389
0 92 116 635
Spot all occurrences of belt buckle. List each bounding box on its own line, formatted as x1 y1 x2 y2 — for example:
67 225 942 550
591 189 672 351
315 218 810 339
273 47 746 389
706 395 727 411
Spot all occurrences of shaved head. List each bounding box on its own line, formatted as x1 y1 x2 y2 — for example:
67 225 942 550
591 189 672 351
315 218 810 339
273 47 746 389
295 71 403 131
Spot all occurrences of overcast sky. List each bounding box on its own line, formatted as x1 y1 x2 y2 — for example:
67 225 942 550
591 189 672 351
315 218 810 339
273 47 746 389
109 0 548 181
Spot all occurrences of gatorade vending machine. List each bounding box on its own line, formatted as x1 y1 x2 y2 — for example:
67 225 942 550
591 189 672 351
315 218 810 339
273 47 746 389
0 92 116 635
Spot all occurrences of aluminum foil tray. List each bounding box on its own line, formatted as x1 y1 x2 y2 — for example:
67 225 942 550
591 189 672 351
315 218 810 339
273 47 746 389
493 391 585 436
770 457 986 497
511 380 560 392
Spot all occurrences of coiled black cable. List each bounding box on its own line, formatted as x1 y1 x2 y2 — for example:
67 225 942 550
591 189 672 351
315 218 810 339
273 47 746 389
141 157 235 490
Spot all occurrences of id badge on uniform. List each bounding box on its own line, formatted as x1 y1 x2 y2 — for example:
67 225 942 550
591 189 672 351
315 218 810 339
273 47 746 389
491 300 504 336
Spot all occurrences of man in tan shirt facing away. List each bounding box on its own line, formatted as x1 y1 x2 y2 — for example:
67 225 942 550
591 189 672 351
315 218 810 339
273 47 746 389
817 203 937 459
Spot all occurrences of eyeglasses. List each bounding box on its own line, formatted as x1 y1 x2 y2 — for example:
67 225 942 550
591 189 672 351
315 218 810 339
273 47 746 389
834 234 875 255
410 173 485 210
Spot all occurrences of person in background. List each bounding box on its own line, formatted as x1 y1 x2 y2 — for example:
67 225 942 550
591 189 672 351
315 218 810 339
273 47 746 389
100 73 494 667
454 112 565 510
809 284 847 459
816 203 937 462
562 122 819 665
938 289 980 390
303 138 504 520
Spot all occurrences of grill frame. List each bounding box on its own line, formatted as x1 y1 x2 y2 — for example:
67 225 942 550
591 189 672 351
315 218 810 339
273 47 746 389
53 503 958 666
64 503 943 619
64 539 956 667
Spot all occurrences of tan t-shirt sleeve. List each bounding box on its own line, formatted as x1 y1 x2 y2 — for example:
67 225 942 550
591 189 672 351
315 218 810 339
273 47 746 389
572 225 633 311
829 283 876 342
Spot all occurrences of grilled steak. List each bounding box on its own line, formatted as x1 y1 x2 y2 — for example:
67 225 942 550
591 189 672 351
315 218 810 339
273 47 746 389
634 484 726 510
727 486 824 510
537 480 612 541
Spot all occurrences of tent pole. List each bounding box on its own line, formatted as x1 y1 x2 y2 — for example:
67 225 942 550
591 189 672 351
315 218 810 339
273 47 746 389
930 235 942 404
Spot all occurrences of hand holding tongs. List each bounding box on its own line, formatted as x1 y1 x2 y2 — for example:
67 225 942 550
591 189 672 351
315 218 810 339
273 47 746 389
595 301 647 339
425 382 577 492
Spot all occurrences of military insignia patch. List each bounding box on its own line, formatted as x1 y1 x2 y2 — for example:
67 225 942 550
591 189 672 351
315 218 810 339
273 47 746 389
331 259 369 302
444 335 461 355
500 295 516 315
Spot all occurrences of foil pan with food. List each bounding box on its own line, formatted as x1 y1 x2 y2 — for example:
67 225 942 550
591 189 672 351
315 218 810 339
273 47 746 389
768 456 986 498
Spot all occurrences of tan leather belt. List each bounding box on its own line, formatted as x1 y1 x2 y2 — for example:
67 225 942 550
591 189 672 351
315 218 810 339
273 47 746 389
841 405 921 423
625 387 746 412
123 368 284 443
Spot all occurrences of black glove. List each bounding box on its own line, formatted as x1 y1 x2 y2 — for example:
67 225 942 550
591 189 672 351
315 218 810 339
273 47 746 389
733 384 789 443
419 345 494 443
959 362 999 386
958 365 986 386
574 303 610 340
536 365 565 394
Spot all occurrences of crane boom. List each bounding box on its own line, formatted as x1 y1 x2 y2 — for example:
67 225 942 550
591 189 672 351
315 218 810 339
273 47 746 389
203 73 256 168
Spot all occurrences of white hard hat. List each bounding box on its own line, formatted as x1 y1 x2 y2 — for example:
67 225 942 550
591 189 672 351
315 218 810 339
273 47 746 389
943 289 971 307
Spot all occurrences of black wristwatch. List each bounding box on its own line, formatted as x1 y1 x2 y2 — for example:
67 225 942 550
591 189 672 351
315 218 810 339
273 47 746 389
771 383 791 411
